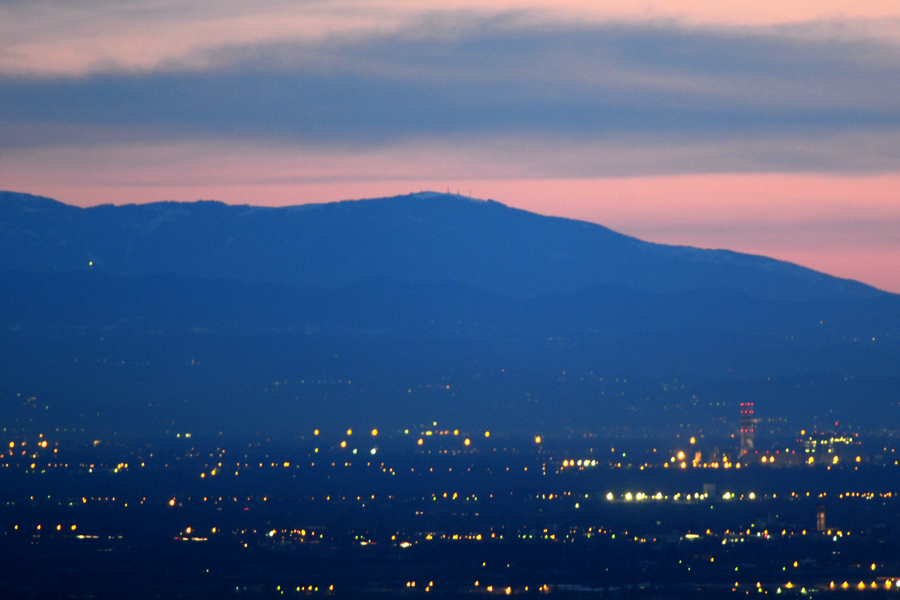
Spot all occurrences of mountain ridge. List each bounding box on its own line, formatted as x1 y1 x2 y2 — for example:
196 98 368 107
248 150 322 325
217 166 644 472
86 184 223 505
2 189 897 437
0 190 883 300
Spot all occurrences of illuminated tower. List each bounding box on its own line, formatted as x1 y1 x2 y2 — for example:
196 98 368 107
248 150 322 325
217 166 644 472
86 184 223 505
816 504 826 532
740 402 754 455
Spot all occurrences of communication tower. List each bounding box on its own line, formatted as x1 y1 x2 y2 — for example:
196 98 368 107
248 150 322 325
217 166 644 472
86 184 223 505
740 402 754 455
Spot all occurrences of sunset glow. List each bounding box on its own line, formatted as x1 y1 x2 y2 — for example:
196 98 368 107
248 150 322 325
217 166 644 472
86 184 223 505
2 0 898 291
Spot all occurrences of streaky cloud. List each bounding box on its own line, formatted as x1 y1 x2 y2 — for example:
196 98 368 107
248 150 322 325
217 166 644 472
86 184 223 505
1 15 898 176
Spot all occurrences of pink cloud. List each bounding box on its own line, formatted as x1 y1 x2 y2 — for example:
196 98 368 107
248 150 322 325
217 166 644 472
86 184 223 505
3 0 899 76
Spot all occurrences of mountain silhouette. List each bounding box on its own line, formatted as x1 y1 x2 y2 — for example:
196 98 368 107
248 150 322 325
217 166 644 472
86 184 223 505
0 190 879 300
1 190 897 438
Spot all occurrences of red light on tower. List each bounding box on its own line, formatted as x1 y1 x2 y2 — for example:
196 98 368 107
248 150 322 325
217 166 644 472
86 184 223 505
740 402 754 455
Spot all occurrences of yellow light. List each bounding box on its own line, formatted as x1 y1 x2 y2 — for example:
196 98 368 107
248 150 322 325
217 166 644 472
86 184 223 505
346 429 352 436
680 461 687 469
283 462 290 468
690 437 696 444
464 438 471 446
314 429 319 436
677 451 685 460
856 456 861 462
534 436 542 444
417 438 424 446
340 441 347 448
169 498 176 506
606 492 614 501
371 429 378 436
484 431 490 438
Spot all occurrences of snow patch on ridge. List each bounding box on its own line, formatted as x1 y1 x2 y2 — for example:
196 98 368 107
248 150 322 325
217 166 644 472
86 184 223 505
408 191 486 203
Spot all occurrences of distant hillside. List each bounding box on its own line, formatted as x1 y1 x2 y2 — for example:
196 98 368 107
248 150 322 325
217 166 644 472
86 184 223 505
0 190 897 439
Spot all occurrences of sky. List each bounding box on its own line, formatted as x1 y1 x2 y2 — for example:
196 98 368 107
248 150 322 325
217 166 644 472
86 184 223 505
1 0 899 292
